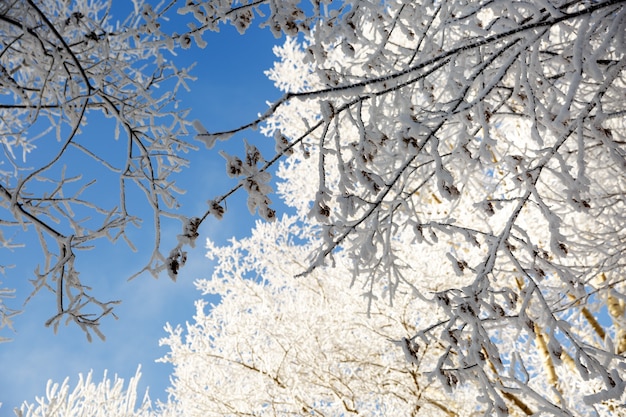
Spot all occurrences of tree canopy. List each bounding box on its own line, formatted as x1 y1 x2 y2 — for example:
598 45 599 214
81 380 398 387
4 0 626 415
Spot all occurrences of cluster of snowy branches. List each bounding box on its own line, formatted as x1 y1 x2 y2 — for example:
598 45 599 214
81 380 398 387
185 0 626 413
5 0 626 415
14 367 153 417
0 0 196 339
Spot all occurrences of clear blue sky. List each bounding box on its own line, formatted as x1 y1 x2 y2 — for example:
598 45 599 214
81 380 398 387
0 6 284 413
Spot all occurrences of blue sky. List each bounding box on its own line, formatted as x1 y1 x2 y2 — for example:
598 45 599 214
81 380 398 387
0 6 285 413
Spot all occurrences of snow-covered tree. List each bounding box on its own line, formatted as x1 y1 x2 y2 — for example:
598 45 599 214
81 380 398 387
0 0 198 338
160 216 487 416
179 0 626 414
15 367 152 417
